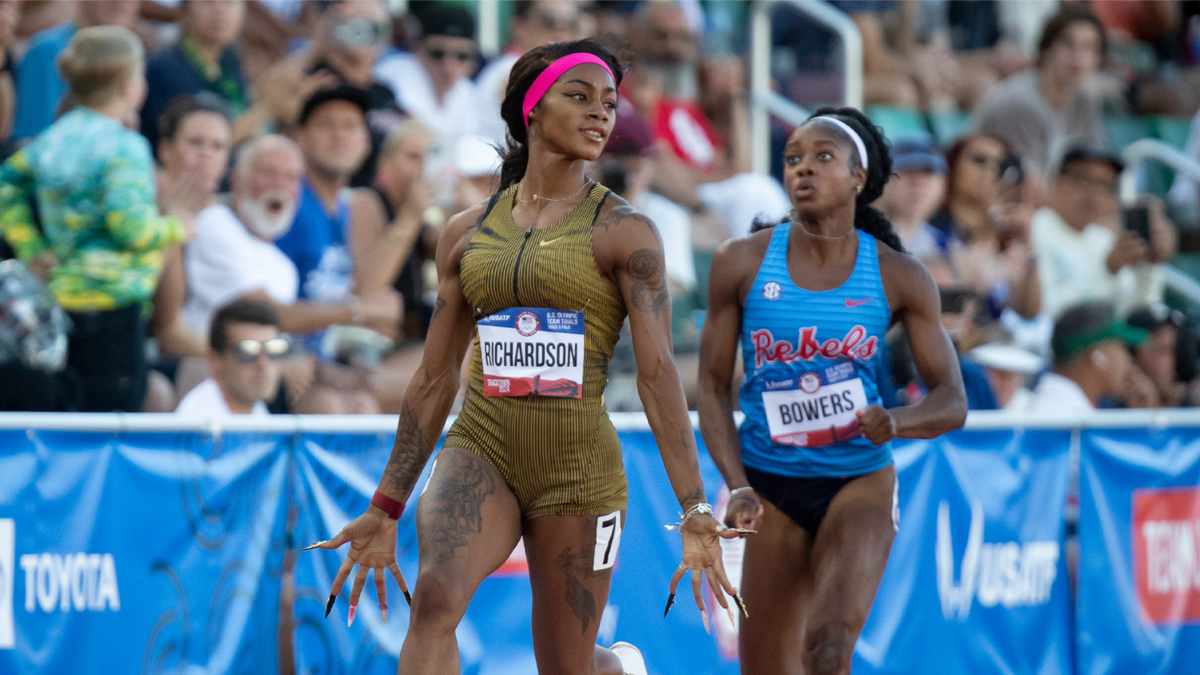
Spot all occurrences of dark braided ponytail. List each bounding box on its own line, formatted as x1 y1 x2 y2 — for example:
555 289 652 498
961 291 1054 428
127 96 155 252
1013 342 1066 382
807 106 904 252
497 37 625 191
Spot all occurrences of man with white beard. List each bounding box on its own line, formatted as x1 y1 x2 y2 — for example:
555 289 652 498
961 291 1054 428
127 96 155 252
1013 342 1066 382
184 134 399 339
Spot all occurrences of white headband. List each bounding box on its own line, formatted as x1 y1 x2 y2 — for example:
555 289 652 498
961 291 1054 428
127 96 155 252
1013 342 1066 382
813 116 868 171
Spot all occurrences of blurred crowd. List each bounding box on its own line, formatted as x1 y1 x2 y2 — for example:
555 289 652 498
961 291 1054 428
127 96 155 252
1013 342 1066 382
0 0 1198 417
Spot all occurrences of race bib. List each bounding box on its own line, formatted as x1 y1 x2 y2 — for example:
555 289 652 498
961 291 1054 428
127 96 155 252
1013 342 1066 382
761 364 868 447
477 307 584 398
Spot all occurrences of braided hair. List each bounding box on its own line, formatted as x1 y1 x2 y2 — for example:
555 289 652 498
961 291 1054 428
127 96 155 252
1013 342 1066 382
497 37 625 191
754 106 904 252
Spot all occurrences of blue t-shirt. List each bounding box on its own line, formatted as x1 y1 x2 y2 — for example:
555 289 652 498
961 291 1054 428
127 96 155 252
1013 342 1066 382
13 24 74 140
274 179 354 356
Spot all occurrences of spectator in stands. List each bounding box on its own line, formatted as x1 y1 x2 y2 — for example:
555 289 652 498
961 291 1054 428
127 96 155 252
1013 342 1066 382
770 0 960 109
183 134 394 414
1031 146 1176 320
292 0 405 187
13 0 139 140
477 0 584 144
1125 303 1189 408
140 0 247 152
966 335 1043 410
175 299 284 417
374 4 481 143
874 133 947 260
973 6 1107 177
184 134 396 340
932 133 1041 320
275 86 373 322
629 1 789 239
0 27 201 412
350 120 435 340
151 94 235 362
1028 301 1147 413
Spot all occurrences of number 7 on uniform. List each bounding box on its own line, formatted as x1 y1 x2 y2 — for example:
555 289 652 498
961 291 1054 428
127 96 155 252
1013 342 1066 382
593 511 622 571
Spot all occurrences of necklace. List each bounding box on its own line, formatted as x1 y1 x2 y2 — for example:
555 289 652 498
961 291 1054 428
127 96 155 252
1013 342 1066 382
516 179 591 203
793 220 854 240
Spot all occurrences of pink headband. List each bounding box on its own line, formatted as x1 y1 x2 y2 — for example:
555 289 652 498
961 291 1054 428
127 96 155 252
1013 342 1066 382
522 53 616 129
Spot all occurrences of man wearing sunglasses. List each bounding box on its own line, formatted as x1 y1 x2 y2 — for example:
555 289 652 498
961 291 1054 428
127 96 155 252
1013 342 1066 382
374 4 482 143
176 299 285 417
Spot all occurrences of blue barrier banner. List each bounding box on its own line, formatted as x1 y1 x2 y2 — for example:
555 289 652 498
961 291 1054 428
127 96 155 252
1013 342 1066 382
1078 428 1200 675
0 424 1073 674
852 430 1074 675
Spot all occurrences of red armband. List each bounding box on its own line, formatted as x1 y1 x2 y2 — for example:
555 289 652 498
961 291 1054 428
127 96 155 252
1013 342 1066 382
371 491 405 520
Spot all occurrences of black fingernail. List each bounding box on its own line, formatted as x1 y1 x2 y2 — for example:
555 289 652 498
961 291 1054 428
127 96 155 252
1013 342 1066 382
403 590 412 607
324 593 336 618
663 592 676 618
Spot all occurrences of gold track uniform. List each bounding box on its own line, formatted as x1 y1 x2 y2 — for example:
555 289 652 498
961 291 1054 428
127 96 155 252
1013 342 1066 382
444 184 628 518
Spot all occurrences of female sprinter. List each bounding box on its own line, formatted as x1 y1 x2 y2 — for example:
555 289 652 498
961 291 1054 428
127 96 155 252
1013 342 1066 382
312 39 741 674
697 107 968 675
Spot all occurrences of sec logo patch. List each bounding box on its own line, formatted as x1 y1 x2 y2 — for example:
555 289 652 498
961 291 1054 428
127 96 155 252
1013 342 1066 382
762 281 782 301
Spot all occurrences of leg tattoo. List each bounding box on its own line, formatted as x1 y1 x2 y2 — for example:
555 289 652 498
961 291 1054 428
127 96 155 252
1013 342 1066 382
555 545 598 634
427 452 497 562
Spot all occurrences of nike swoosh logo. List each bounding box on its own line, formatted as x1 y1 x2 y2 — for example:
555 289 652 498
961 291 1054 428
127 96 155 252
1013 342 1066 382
539 236 568 247
845 298 871 307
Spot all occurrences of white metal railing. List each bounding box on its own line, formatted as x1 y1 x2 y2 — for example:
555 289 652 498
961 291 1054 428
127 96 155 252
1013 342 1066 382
1120 139 1200 306
477 0 501 58
750 0 863 174
2 410 1199 434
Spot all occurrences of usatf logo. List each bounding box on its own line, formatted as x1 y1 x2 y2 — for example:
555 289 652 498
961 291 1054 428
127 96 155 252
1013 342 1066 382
0 519 13 649
1134 487 1200 624
935 502 1059 620
761 281 782 301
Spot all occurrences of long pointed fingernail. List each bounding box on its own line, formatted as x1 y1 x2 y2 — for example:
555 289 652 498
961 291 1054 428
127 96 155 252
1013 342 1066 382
381 606 388 623
324 594 336 618
734 589 749 618
347 605 356 627
301 540 327 552
701 609 710 634
663 592 676 617
403 590 412 607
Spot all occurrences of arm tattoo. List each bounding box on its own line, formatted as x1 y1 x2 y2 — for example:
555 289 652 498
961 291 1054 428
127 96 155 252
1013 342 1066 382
627 248 670 314
430 297 448 321
383 402 431 498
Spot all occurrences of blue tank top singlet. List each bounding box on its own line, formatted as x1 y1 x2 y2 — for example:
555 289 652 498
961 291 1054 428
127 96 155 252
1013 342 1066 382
738 223 893 478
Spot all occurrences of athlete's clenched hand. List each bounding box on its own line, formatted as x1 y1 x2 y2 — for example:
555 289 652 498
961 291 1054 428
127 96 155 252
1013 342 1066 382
724 489 764 532
306 507 410 625
667 513 748 631
856 405 896 445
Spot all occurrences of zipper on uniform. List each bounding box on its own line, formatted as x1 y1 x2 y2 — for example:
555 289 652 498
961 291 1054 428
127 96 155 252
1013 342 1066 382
513 227 533 305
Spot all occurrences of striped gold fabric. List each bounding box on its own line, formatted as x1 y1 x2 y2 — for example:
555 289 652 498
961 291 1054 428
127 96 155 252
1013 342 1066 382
444 183 629 517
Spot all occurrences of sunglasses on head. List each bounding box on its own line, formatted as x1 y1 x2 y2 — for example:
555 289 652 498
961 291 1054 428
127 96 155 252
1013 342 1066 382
230 338 290 363
427 48 474 63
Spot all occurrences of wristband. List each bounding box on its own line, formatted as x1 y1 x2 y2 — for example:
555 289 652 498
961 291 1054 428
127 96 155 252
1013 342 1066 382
730 487 756 499
370 491 405 520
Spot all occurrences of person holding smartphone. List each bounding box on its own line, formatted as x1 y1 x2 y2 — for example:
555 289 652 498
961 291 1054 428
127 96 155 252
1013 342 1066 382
1030 146 1177 320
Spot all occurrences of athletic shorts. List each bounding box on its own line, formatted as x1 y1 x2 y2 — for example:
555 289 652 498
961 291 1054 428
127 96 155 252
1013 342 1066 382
744 466 889 535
